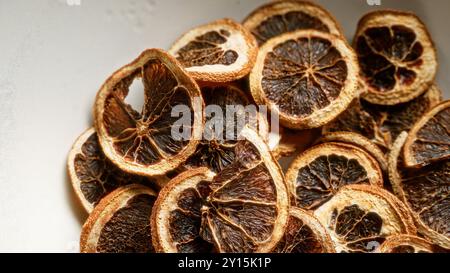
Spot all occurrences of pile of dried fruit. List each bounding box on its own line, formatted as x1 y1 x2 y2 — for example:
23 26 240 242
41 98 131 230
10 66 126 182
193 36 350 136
68 0 449 253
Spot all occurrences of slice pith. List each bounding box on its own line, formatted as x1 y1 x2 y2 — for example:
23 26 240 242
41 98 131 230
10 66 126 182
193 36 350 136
67 128 166 212
378 235 446 253
243 0 343 46
250 30 359 129
80 184 157 253
272 208 335 253
389 132 450 248
314 184 416 253
286 142 383 210
354 10 437 105
403 100 450 168
151 127 289 253
94 49 203 177
169 18 257 82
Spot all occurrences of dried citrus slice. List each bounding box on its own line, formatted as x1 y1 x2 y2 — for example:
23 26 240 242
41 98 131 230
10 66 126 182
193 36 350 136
94 49 203 177
323 84 442 149
403 100 450 168
67 128 166 212
354 10 437 105
378 235 446 253
286 142 383 210
389 132 450 248
250 30 359 129
272 208 335 253
314 184 416 253
318 132 388 172
169 19 257 82
80 184 157 253
151 127 289 253
243 0 343 46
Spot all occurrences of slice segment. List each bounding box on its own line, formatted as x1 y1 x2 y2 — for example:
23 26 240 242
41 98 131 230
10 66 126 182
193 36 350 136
354 10 437 105
286 142 383 210
80 184 157 253
403 100 450 168
151 127 288 253
94 49 203 176
250 30 359 129
169 18 257 82
314 184 416 253
243 0 343 46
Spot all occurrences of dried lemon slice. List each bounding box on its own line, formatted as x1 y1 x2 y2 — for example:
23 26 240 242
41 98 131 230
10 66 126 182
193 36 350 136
151 127 288 253
94 49 203 177
286 142 383 210
250 30 359 129
67 128 166 212
378 235 446 253
272 208 335 253
80 184 157 253
169 18 257 82
314 184 416 253
354 10 437 105
243 0 343 46
403 100 450 168
389 132 450 249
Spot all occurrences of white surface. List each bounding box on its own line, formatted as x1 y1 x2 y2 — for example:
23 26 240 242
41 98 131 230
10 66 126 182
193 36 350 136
0 0 448 252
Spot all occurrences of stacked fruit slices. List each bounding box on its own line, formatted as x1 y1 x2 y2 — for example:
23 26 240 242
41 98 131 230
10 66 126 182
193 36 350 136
68 0 449 253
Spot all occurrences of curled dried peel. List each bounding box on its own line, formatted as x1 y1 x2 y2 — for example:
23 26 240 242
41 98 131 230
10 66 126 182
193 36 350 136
314 184 416 253
250 30 359 129
94 49 203 177
286 142 383 210
354 10 437 105
169 18 257 82
378 235 445 253
389 132 450 249
151 127 289 253
67 128 166 212
272 208 335 253
403 100 450 168
243 0 343 46
80 184 157 253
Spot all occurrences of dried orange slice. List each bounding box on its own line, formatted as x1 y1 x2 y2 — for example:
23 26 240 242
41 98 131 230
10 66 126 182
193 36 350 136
286 142 383 210
94 49 203 177
67 128 166 212
151 127 289 253
250 30 359 129
354 10 437 105
80 184 157 253
169 19 257 82
403 100 450 168
323 84 442 149
243 0 343 46
389 132 450 248
314 184 416 253
272 208 335 253
378 235 446 253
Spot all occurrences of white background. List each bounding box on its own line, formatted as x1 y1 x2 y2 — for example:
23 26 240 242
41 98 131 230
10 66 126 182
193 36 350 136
0 0 448 252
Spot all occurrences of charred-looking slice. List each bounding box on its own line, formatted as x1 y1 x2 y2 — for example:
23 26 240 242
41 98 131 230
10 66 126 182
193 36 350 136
378 235 447 253
286 143 383 210
354 10 437 105
151 127 289 253
67 128 166 212
323 85 442 150
403 100 450 168
80 184 157 253
169 19 257 83
243 0 342 46
272 208 335 253
250 30 359 129
389 132 450 249
94 49 203 177
314 184 416 253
